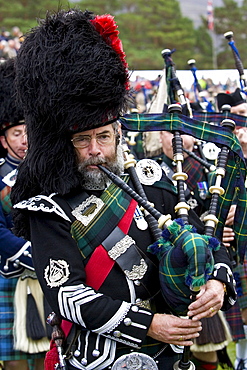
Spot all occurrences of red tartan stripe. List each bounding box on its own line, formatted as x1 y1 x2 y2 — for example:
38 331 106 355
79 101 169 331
85 198 137 289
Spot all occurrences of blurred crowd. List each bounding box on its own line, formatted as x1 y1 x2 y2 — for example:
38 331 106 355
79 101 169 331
130 74 240 113
0 27 23 62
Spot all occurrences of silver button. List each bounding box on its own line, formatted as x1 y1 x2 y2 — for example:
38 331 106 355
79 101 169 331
74 350 80 357
131 305 139 312
135 298 142 304
134 280 141 286
92 349 100 357
81 358 87 365
124 318 132 326
113 330 121 338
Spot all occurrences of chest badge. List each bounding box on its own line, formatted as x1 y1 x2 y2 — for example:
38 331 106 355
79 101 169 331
135 159 162 185
44 259 70 288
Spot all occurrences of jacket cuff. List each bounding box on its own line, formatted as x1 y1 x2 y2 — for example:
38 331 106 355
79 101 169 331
210 262 237 310
0 241 34 278
102 304 154 349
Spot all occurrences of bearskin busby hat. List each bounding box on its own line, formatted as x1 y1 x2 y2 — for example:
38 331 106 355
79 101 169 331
216 88 246 111
12 9 129 201
0 58 24 157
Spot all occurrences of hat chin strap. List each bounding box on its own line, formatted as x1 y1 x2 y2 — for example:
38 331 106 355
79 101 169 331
5 137 23 160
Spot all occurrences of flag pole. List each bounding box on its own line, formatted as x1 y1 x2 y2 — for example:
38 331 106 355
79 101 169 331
207 0 217 69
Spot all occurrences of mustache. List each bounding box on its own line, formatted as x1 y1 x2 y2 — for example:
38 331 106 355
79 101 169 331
78 156 108 170
83 157 106 166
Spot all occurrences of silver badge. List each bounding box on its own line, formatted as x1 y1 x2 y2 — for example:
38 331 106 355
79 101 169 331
134 205 148 230
44 259 70 288
135 159 162 185
112 352 158 370
124 259 148 280
71 195 104 226
202 142 220 161
108 235 134 260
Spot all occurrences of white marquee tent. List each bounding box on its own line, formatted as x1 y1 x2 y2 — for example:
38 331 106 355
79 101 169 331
129 69 241 91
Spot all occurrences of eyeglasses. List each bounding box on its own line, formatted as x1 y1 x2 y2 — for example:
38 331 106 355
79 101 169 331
71 132 116 149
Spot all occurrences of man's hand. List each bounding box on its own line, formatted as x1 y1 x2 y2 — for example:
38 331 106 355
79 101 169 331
225 204 236 226
187 279 225 321
222 226 235 247
235 127 247 158
147 313 202 346
241 307 247 324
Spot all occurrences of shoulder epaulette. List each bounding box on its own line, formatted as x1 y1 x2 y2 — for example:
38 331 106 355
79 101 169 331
14 193 72 222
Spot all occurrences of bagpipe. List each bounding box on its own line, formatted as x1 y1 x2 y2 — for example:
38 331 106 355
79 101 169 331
121 50 246 306
191 31 247 129
187 58 215 112
99 112 240 370
98 49 247 370
224 30 247 94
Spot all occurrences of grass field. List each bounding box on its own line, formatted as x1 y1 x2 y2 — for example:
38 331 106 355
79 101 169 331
227 341 236 364
219 341 236 369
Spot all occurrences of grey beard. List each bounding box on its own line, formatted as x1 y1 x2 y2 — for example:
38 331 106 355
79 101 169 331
78 145 124 190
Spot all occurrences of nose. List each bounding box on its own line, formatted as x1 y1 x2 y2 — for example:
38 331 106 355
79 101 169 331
88 138 102 156
22 133 28 146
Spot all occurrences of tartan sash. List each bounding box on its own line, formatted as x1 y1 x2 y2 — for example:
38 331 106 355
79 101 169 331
71 175 136 259
0 185 12 214
85 198 137 289
61 180 138 342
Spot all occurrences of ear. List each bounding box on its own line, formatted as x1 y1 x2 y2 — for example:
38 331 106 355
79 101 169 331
117 122 122 145
0 135 7 149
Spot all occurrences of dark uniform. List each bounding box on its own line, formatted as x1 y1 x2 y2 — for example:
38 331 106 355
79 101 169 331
0 154 34 361
15 175 236 369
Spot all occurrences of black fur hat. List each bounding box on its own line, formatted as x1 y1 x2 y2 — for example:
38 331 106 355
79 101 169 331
0 58 24 157
216 88 246 111
12 9 129 200
0 58 24 133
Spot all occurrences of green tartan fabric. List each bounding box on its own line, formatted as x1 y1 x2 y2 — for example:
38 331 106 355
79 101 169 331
193 111 247 128
119 113 243 155
0 185 12 214
71 175 132 259
119 113 247 262
148 219 220 316
235 258 247 309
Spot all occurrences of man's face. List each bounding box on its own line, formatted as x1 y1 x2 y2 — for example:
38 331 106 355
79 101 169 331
72 123 123 189
230 102 247 116
0 124 27 159
229 103 247 149
160 131 195 160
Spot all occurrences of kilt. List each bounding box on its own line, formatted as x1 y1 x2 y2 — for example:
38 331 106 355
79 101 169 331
225 301 245 341
235 259 247 310
190 311 232 352
0 275 44 361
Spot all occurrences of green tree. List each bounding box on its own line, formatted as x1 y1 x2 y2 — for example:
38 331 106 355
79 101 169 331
78 0 197 70
0 0 215 70
213 0 247 69
0 0 74 32
192 25 214 70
